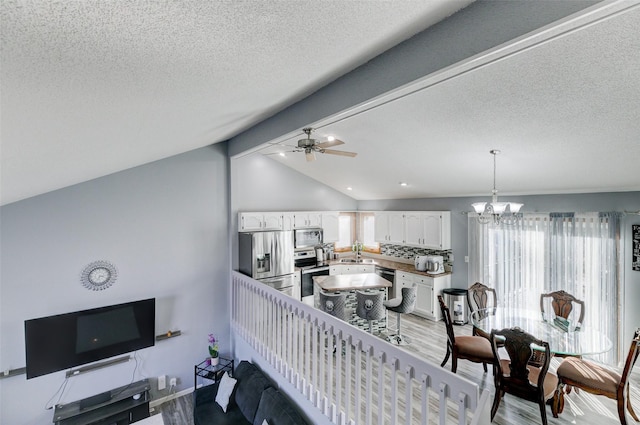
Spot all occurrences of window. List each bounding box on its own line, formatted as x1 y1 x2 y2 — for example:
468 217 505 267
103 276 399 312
334 212 355 251
360 212 380 253
333 212 380 253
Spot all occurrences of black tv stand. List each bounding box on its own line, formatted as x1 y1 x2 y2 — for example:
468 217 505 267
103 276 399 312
53 379 150 425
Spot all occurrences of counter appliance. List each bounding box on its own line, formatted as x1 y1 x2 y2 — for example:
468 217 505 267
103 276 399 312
426 255 445 274
239 231 297 297
415 256 428 272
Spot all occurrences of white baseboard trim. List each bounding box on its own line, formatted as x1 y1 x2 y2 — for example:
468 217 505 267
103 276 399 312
149 386 194 408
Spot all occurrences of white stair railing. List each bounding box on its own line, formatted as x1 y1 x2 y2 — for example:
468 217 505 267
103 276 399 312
231 271 491 425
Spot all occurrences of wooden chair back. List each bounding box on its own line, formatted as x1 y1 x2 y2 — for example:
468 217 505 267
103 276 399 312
490 327 552 403
619 329 640 396
540 290 585 330
438 295 456 351
467 282 498 314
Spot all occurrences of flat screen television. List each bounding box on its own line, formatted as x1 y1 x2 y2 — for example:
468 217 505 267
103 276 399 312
24 298 155 379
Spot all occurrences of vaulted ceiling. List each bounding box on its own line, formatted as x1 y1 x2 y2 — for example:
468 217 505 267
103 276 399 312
3 1 639 206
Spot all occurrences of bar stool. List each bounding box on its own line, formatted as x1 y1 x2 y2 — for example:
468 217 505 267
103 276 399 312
383 283 417 346
356 290 386 334
319 291 348 322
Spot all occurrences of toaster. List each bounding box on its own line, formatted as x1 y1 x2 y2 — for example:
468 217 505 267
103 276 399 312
415 256 429 272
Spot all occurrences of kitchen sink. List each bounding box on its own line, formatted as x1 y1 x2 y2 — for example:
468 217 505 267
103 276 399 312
339 258 375 264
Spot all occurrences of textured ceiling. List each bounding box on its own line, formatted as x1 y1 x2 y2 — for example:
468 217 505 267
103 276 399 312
0 0 471 205
259 2 640 200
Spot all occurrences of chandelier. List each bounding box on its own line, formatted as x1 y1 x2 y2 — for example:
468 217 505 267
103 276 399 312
471 150 523 225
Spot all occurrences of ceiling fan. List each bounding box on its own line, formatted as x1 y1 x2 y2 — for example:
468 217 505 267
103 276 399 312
279 128 357 162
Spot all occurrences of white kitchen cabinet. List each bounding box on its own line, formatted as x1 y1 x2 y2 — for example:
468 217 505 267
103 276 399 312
329 264 375 275
422 211 451 250
374 212 405 244
395 271 450 321
293 212 322 229
321 212 340 242
404 211 451 249
404 212 425 246
293 270 301 300
282 213 294 231
238 212 283 231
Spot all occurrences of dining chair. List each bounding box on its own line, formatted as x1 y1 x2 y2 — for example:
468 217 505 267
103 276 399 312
552 329 640 425
319 291 349 322
467 282 498 336
489 327 558 425
540 290 585 331
437 295 494 373
356 290 386 334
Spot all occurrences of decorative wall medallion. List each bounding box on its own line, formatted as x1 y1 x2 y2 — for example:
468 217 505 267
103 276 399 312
81 260 118 291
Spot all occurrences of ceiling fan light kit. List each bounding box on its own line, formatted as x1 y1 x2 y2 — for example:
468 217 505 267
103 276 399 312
290 127 357 162
472 149 523 225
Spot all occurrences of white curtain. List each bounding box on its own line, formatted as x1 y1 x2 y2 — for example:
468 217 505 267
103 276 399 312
468 212 621 364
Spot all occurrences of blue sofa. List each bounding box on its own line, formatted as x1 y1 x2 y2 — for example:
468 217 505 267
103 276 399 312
193 361 309 425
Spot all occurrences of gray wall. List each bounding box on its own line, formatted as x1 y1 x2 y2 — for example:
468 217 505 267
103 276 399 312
0 145 229 425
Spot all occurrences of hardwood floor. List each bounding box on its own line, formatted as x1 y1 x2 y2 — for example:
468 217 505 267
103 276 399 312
154 313 639 425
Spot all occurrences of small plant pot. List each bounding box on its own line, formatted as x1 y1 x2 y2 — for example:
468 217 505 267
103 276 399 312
210 356 219 366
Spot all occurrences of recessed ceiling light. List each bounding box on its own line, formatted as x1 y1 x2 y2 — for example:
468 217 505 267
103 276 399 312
399 182 408 187
346 187 353 191
327 136 335 142
279 152 286 157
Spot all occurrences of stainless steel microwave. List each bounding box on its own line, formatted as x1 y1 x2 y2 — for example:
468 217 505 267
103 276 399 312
294 228 323 249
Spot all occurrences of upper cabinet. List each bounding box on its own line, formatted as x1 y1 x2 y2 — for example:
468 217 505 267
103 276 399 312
422 211 451 249
293 212 322 229
238 212 283 231
374 212 405 244
321 212 340 242
404 211 451 249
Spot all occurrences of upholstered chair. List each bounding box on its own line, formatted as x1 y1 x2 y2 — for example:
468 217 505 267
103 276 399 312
490 327 558 425
356 290 386 334
437 295 494 373
383 283 417 345
553 329 640 425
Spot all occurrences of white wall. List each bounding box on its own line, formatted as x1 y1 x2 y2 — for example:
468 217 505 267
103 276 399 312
0 145 229 425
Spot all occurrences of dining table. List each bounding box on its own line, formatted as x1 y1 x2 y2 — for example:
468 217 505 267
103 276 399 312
470 307 612 356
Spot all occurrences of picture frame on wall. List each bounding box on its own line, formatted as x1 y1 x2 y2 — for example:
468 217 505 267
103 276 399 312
633 224 640 272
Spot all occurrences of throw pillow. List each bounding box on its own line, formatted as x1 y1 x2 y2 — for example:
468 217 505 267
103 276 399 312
215 372 237 412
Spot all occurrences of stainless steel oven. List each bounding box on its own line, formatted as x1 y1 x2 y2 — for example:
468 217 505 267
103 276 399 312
294 248 329 305
300 265 329 304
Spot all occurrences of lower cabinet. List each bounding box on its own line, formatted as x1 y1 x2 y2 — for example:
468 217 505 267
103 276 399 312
293 270 301 300
396 271 451 321
329 264 375 275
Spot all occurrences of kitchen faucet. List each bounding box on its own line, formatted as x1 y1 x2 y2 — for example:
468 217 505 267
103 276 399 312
352 241 363 259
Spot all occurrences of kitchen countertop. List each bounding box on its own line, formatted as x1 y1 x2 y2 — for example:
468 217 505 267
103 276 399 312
313 273 392 292
324 256 452 278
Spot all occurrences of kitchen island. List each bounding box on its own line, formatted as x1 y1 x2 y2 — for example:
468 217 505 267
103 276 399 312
313 273 392 333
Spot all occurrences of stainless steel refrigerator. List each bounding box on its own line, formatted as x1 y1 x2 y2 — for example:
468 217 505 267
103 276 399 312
238 231 296 297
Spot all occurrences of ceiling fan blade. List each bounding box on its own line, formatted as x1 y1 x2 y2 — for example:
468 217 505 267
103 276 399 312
321 149 357 158
306 151 316 162
315 138 344 148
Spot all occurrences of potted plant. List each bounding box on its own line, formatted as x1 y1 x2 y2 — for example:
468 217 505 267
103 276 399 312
208 334 219 366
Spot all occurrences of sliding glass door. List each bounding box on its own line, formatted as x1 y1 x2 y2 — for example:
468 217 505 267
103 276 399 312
469 212 621 364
